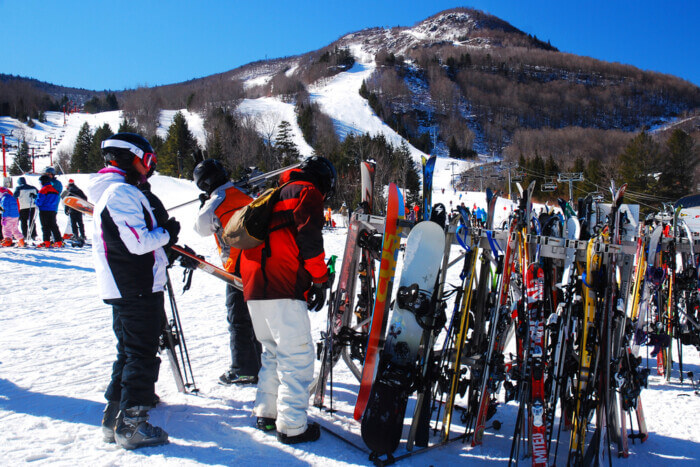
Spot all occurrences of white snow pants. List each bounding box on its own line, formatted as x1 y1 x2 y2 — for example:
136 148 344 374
248 298 315 436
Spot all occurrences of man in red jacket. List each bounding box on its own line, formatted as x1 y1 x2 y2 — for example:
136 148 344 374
240 156 336 444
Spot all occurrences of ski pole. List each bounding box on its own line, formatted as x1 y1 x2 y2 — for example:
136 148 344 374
165 161 302 212
27 206 38 244
165 270 198 393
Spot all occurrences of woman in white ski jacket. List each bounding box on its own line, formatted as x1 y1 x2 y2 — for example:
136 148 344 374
88 133 180 451
88 166 171 299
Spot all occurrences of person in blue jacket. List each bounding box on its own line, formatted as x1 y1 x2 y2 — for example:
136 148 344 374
0 187 25 247
36 175 63 247
44 167 63 196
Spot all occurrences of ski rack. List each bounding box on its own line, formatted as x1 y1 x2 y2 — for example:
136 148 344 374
454 228 640 263
660 235 700 254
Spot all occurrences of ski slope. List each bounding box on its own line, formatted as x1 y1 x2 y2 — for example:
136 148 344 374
1 173 700 466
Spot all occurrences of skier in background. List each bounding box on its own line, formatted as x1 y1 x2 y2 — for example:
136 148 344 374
61 179 88 245
43 167 63 194
192 159 262 386
324 206 332 228
35 175 63 247
240 156 336 444
88 133 180 450
0 187 25 247
339 202 348 227
13 177 38 240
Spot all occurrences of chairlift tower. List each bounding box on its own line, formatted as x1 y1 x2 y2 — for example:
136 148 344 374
500 161 518 199
557 172 584 201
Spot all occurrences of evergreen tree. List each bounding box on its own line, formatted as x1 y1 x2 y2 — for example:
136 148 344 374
70 122 93 173
296 102 314 144
118 117 138 133
275 120 299 165
9 141 31 175
396 141 420 206
158 111 199 178
659 129 697 200
584 159 604 189
618 130 661 195
105 93 119 111
87 123 114 172
545 155 559 176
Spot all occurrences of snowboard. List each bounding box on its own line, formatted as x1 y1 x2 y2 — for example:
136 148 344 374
353 183 404 420
360 220 445 456
63 195 94 215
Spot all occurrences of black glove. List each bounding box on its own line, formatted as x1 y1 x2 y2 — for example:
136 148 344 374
177 245 202 270
199 192 210 208
163 217 180 248
30 193 37 199
307 281 329 312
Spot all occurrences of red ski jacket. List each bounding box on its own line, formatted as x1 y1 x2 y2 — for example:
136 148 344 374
241 179 328 301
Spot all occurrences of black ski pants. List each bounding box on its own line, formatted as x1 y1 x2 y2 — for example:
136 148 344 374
19 208 36 239
69 210 85 239
226 284 262 376
104 292 164 410
39 210 61 243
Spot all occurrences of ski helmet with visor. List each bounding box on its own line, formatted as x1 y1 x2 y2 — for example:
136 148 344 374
102 133 157 177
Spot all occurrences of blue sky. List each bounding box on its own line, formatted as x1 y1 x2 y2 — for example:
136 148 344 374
2 0 699 90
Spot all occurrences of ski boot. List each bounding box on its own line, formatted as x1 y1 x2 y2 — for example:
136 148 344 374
52 241 64 248
102 401 120 443
1 238 12 247
114 406 168 450
276 422 320 445
256 417 276 432
18 238 26 248
219 370 258 385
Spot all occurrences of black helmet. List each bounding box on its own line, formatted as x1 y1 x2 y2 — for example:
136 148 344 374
102 133 157 175
193 159 229 194
300 156 336 200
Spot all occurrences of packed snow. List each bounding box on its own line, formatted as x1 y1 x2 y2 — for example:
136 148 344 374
1 167 700 466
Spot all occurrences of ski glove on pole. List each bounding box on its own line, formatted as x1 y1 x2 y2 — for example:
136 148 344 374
307 282 329 312
163 217 181 249
198 193 210 208
177 245 203 270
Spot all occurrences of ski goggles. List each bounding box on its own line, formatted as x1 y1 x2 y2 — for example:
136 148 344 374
141 152 157 171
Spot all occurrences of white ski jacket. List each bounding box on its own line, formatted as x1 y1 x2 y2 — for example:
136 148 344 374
13 183 38 210
88 168 171 300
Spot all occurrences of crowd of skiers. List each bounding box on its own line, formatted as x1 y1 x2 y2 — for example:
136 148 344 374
81 132 336 450
1 170 88 248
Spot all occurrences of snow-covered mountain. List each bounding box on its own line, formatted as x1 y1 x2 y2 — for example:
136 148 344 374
2 7 698 187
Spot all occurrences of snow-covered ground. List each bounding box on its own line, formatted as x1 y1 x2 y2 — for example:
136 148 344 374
1 171 700 466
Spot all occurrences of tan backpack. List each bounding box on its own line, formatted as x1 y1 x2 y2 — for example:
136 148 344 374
222 182 291 249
